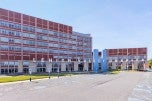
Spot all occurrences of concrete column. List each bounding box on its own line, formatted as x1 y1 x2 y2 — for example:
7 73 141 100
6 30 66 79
112 61 116 70
0 66 1 74
84 62 88 71
61 62 66 72
46 62 52 72
18 60 23 73
122 61 126 70
29 61 37 73
74 62 78 71
134 61 138 70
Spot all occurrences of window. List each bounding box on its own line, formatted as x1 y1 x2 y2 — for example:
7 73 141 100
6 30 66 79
23 62 29 67
0 45 9 51
14 39 21 43
1 37 8 42
9 38 14 43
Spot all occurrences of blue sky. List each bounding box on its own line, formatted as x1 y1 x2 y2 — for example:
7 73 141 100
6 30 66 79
0 0 152 59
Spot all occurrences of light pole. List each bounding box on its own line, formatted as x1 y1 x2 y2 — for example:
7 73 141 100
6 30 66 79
29 68 32 82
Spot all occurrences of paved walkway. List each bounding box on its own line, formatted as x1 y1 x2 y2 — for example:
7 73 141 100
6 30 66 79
128 72 152 101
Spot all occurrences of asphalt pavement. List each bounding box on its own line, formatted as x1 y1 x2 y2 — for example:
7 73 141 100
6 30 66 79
0 71 151 101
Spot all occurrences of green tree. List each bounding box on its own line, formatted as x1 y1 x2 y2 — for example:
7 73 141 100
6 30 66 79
148 59 152 68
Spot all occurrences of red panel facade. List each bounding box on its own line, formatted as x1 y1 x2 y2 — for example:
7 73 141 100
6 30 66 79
0 8 92 63
107 48 147 57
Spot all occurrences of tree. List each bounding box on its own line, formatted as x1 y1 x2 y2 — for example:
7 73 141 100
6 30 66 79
148 59 152 68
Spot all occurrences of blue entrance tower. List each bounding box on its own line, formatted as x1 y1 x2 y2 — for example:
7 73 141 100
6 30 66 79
102 49 107 72
93 49 99 72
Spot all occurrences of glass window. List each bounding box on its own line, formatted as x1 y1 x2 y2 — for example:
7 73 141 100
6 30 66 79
1 37 8 42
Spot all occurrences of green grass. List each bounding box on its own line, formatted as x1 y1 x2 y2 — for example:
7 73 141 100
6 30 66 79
0 73 74 83
110 70 120 74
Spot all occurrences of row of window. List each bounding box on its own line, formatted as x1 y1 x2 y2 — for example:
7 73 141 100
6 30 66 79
0 37 49 46
0 37 21 43
0 29 81 46
1 45 21 51
108 55 147 61
0 20 83 40
50 37 77 44
0 62 18 67
0 44 85 55
0 36 85 50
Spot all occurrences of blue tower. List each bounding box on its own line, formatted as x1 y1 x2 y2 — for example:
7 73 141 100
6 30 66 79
102 49 107 72
93 49 99 72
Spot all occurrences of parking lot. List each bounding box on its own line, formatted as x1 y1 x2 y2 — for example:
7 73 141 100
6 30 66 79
0 71 151 101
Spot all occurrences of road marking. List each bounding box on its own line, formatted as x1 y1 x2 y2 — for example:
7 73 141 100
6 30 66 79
128 97 144 101
128 73 152 101
34 86 46 89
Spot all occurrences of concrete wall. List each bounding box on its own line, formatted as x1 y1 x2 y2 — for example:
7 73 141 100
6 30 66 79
46 62 52 72
18 60 23 73
84 62 89 71
29 61 37 73
61 62 66 72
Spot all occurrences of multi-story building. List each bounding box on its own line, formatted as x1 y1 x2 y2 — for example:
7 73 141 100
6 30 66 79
93 48 148 72
106 47 147 70
0 8 92 74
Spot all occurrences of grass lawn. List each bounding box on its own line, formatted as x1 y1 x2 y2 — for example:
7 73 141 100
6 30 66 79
0 73 73 83
110 70 120 74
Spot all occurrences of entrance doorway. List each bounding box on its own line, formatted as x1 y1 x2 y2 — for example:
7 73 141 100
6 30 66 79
78 63 84 71
23 68 29 73
37 68 46 73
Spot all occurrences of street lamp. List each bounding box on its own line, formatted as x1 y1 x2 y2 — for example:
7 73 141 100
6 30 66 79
29 68 32 82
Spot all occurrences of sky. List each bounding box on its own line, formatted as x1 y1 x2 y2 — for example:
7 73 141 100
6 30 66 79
0 0 152 59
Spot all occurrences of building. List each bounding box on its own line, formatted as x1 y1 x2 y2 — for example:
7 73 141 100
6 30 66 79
0 8 92 74
93 49 107 72
92 48 148 72
105 47 148 70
